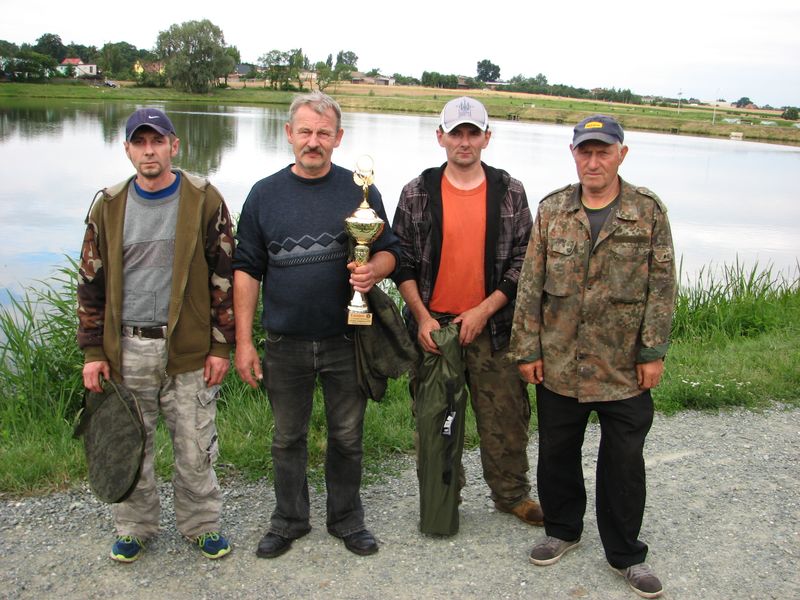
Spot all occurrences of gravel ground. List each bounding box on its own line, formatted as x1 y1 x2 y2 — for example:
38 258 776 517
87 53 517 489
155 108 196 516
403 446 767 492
1 406 798 600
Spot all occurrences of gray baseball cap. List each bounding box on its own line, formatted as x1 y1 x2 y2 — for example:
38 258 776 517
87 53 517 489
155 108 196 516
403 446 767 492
572 114 624 146
440 96 489 133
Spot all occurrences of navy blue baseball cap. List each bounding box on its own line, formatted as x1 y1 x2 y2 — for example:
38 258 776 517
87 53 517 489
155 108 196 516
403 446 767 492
572 114 624 146
125 108 176 141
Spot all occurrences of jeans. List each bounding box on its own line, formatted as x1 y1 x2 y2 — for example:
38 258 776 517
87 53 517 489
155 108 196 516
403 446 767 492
262 331 367 538
536 384 654 568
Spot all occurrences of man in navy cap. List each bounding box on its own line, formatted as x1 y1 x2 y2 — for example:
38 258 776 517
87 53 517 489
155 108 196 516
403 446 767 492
511 115 676 598
77 107 236 562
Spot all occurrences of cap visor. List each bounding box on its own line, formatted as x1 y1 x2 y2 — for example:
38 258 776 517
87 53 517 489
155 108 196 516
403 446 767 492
572 132 620 146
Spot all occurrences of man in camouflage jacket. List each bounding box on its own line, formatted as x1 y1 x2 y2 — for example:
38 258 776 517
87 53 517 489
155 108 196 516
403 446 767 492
77 108 235 563
511 115 675 599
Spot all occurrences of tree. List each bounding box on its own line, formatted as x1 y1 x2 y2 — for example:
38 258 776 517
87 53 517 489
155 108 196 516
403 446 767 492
5 50 56 80
289 48 308 89
0 39 19 57
781 106 798 120
315 60 334 91
334 50 358 82
156 20 234 93
366 67 381 77
733 97 752 108
33 33 66 62
98 41 140 78
259 49 290 89
222 46 241 86
476 59 500 82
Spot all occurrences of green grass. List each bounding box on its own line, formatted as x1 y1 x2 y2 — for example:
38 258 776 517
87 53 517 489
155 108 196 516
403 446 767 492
0 258 798 495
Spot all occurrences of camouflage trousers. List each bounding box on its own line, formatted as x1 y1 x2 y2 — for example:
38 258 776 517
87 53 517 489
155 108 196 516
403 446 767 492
113 334 222 540
411 325 533 508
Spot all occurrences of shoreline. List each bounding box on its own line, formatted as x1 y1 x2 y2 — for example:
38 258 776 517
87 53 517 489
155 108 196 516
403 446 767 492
2 81 799 147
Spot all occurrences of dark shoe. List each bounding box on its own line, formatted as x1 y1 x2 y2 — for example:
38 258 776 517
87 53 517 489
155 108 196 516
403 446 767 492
529 536 580 565
340 529 379 556
496 498 545 526
612 563 664 598
255 532 293 559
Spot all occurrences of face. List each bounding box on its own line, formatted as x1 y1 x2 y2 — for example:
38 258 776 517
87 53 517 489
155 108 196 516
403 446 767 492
570 140 628 195
436 124 491 169
285 105 344 178
124 127 179 183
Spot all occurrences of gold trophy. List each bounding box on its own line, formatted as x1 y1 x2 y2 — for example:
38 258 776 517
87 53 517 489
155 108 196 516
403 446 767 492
345 155 384 326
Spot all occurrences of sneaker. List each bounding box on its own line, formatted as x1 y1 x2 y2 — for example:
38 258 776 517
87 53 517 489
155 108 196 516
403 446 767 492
612 563 663 599
196 531 231 559
110 535 144 563
529 536 580 565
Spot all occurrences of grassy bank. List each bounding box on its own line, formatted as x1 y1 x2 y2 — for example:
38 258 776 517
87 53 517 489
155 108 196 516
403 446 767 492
2 81 798 146
0 258 798 496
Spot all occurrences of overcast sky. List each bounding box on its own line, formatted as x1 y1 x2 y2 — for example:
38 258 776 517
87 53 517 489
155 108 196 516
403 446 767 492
3 0 798 107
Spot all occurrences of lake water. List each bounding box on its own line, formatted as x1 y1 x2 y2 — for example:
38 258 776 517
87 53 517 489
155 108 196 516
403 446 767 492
1 99 798 301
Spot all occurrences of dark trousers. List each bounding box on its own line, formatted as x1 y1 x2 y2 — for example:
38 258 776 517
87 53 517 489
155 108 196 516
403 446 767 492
262 332 367 539
536 384 653 568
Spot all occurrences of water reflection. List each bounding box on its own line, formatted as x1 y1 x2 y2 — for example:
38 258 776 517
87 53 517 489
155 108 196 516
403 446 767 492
1 98 798 302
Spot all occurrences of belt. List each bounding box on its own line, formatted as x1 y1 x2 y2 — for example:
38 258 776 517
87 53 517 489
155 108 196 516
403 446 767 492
122 325 167 339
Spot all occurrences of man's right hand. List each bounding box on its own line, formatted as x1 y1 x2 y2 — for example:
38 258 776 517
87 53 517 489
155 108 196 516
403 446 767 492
417 315 442 355
83 360 110 393
518 359 544 385
235 342 263 388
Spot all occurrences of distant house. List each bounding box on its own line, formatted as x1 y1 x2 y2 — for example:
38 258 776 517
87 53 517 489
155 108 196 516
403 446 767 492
133 60 166 76
350 72 394 86
57 57 97 77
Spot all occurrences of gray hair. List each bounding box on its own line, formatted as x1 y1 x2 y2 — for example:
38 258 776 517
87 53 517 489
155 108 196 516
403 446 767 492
288 91 342 131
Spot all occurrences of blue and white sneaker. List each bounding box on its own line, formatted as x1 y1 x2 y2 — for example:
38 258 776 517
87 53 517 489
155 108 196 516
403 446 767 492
110 535 144 562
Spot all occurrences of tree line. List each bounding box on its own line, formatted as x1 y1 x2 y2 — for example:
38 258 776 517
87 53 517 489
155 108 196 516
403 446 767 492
1 23 797 117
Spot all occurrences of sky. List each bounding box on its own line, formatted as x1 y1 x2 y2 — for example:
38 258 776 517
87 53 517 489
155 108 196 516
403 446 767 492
2 0 799 107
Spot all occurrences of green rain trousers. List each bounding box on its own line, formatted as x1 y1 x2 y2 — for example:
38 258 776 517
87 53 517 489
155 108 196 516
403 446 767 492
415 323 468 535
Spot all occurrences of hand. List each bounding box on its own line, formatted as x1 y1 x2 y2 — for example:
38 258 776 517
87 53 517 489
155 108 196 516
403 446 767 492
204 355 230 387
347 260 380 294
453 305 490 346
235 342 263 388
518 360 544 385
417 315 441 355
636 360 665 389
83 360 110 393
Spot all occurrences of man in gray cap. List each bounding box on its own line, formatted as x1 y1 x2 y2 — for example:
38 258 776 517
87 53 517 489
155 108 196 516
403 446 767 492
77 107 235 562
392 96 544 530
510 115 676 598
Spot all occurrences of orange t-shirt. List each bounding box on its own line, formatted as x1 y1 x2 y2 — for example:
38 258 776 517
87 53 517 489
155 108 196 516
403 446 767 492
429 176 486 315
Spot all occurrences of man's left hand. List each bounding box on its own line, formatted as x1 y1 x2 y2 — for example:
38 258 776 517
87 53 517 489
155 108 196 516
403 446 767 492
453 305 490 346
636 359 665 390
204 355 230 387
347 261 380 294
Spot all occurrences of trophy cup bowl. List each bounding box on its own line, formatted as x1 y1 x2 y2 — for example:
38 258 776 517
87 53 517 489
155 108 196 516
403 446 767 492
345 155 384 325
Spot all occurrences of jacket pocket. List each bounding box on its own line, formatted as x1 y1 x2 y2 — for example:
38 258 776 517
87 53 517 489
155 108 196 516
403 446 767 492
608 243 649 302
544 238 579 297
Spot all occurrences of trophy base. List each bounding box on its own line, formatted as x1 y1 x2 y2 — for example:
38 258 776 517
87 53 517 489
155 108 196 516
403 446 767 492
347 310 373 326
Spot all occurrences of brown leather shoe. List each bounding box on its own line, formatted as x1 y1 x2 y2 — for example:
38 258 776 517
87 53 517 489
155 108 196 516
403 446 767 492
496 498 544 526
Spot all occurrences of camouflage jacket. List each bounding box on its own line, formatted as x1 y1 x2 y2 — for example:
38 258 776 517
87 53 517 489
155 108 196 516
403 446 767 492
77 170 235 379
510 179 676 402
392 162 532 352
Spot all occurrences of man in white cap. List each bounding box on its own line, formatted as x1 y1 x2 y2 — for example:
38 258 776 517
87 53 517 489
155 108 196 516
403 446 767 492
392 96 544 529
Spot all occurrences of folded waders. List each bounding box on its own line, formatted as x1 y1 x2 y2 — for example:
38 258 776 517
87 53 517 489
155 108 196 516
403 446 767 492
415 323 467 536
73 379 145 503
